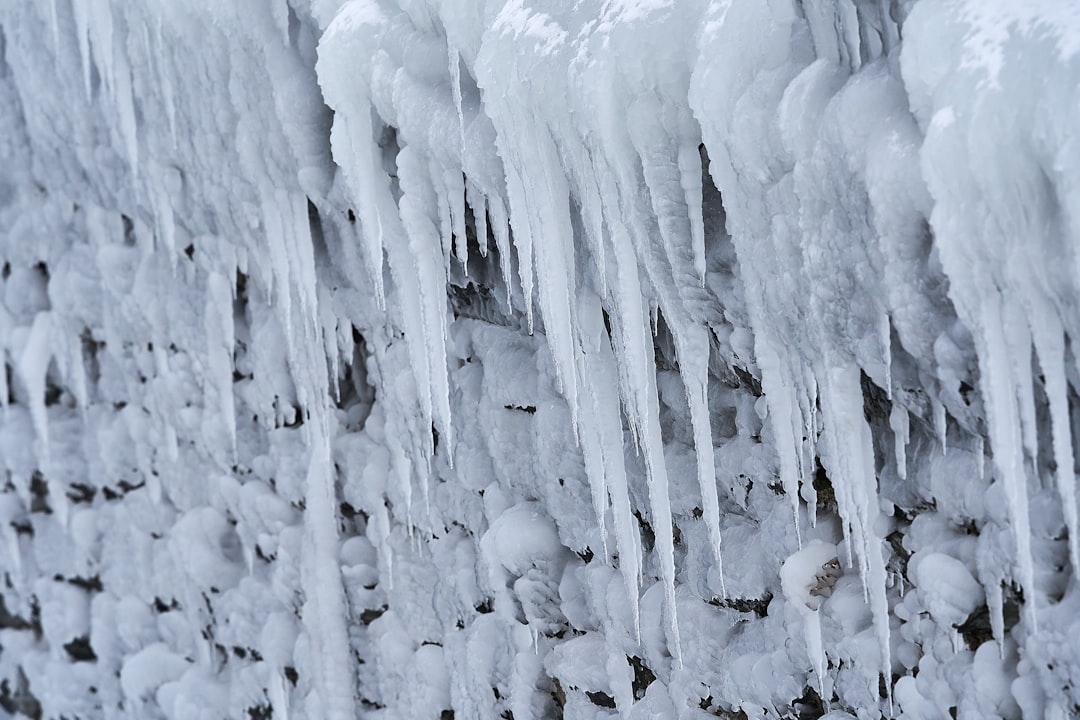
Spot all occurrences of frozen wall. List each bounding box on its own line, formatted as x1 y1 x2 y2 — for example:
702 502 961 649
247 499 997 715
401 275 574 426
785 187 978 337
0 0 1078 718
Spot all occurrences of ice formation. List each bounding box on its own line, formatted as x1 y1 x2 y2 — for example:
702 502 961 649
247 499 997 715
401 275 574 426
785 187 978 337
1 0 1080 718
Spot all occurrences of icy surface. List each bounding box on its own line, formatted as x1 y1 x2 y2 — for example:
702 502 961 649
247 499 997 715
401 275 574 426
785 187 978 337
1 0 1080 718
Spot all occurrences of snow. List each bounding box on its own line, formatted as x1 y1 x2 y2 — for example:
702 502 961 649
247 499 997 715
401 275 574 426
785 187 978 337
911 551 985 629
1 0 1080 718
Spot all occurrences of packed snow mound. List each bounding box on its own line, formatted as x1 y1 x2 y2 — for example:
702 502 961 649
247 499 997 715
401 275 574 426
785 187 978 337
1 0 1080 718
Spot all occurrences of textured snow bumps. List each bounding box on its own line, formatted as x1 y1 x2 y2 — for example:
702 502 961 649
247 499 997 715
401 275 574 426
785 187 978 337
2 0 1080 718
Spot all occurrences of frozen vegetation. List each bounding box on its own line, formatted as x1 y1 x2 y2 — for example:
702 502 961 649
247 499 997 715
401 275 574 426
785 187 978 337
0 0 1079 718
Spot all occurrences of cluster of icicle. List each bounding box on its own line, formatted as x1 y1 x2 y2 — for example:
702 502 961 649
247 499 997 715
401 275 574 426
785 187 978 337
315 0 1080 710
4 0 1080 715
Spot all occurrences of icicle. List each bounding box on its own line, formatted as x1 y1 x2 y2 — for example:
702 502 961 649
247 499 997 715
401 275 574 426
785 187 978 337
488 194 514 308
877 0 901 52
395 146 453 465
467 181 489 258
676 137 706 286
805 610 827 700
319 286 342 403
153 173 177 261
578 289 641 635
272 173 357 720
155 19 178 149
301 437 359 720
505 123 581 432
287 193 320 334
89 0 115 95
610 234 681 664
625 111 729 598
575 155 608 298
445 169 469 272
141 22 153 81
1003 301 1038 464
1030 308 1080 576
19 311 53 468
435 167 454 279
987 577 1005 648
331 114 386 305
889 404 909 480
602 410 643 640
681 324 725 597
65 321 89 416
388 427 413 531
980 295 1037 631
206 271 237 461
504 158 536 333
272 0 290 46
381 232 432 450
261 189 294 352
71 0 92 98
448 42 467 159
757 339 803 546
577 294 610 555
578 402 609 553
113 34 139 178
819 365 892 706
932 397 947 454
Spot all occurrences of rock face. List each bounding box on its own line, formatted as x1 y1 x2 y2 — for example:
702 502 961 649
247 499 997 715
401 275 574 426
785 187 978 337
0 1 1078 718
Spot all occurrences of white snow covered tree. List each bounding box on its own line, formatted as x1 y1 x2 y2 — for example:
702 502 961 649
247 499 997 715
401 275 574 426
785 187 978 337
0 0 1078 718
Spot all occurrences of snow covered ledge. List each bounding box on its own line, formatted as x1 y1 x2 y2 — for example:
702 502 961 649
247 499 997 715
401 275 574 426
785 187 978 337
1 0 1079 718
